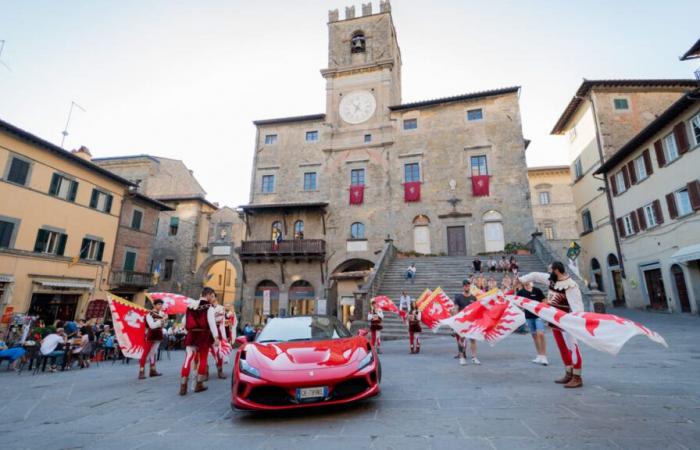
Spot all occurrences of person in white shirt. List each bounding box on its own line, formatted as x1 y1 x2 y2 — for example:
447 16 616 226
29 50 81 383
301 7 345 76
405 263 417 284
40 328 66 372
399 291 411 324
179 288 220 395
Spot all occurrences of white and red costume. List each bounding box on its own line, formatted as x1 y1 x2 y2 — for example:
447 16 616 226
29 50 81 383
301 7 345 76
519 272 583 378
139 309 166 377
209 304 228 376
367 309 383 350
180 298 218 394
407 309 422 353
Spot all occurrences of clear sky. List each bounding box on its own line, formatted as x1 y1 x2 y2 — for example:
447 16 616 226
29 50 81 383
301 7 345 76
1 0 697 207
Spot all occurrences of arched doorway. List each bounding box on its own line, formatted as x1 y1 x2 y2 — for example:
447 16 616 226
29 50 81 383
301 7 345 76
591 258 603 291
607 253 624 306
483 210 504 252
254 280 279 325
671 264 691 313
203 260 237 305
289 280 315 316
413 215 431 254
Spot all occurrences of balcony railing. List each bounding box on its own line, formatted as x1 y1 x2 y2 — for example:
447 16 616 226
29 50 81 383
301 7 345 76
110 270 154 289
239 239 325 259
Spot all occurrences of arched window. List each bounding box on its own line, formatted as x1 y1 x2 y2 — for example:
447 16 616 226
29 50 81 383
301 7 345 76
607 253 619 267
351 31 366 53
590 258 603 291
294 220 304 239
350 222 365 239
254 280 279 325
271 221 282 240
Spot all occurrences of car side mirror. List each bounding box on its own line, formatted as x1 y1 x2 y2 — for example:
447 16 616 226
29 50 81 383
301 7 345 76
235 336 248 347
357 329 369 337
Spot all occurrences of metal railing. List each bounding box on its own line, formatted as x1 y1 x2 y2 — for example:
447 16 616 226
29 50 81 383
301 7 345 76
110 270 154 288
239 239 325 257
354 240 397 319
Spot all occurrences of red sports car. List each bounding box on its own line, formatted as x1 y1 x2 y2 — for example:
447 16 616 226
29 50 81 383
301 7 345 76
231 315 381 411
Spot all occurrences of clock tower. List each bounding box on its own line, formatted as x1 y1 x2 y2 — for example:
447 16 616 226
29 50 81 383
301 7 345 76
322 1 402 149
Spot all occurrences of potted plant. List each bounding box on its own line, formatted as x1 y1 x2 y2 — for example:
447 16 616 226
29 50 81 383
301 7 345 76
504 242 530 255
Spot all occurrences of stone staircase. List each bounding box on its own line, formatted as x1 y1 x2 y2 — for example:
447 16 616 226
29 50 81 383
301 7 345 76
376 255 548 340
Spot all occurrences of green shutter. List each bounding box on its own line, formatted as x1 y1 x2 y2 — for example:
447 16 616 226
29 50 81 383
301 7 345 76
8 158 30 185
124 251 136 271
49 173 60 195
68 181 79 202
0 221 14 248
56 234 67 256
105 195 113 213
96 241 105 261
131 210 142 229
89 189 99 208
34 229 48 252
80 238 89 259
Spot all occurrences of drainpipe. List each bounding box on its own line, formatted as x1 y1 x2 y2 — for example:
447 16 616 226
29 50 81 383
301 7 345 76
588 95 625 278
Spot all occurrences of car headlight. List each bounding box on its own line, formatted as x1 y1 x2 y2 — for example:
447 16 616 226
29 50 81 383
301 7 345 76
239 359 261 379
357 351 374 371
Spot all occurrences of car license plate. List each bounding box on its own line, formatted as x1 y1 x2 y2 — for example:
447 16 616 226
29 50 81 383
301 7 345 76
296 386 327 401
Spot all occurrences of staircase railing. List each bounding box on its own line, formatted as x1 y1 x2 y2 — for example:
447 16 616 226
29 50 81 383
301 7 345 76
353 239 397 324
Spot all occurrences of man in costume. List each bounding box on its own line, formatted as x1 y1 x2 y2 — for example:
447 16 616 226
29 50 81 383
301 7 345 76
180 287 220 395
367 299 384 353
138 298 166 379
453 280 480 366
519 261 583 388
209 298 228 379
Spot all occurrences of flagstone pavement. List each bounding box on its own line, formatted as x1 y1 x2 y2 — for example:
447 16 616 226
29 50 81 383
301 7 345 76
1 309 699 450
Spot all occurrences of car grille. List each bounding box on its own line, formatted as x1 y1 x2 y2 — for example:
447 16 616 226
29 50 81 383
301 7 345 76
247 386 291 406
332 378 370 400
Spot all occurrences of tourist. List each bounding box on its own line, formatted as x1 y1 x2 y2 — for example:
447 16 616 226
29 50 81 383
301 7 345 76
487 276 498 291
0 339 26 370
243 323 256 342
399 290 411 324
453 280 480 365
472 256 482 273
139 298 166 379
477 274 487 291
509 256 519 276
72 327 91 369
179 287 220 395
407 301 422 354
367 299 384 353
40 328 67 372
516 281 548 365
488 257 498 272
519 261 583 388
63 319 78 339
498 256 509 272
405 263 417 284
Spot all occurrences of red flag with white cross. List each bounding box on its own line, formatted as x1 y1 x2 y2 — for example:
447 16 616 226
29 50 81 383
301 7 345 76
472 175 489 197
404 181 421 202
349 185 364 205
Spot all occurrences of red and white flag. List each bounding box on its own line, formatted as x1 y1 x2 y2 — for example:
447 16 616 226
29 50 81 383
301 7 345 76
440 290 524 344
147 292 194 315
472 175 490 197
107 294 147 359
349 185 364 205
404 181 421 202
372 295 399 313
418 287 454 331
508 294 668 355
214 339 233 361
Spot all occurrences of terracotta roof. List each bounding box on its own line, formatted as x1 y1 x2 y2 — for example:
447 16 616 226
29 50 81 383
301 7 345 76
388 86 520 111
680 38 700 61
130 192 174 211
595 90 700 175
551 79 698 135
156 195 218 210
0 117 136 187
253 114 325 126
239 202 328 212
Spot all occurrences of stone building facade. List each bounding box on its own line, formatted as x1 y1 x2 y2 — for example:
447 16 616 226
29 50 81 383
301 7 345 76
239 1 535 324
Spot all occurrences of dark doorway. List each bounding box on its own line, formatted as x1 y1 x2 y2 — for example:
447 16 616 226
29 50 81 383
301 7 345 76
643 269 667 311
671 264 691 313
28 293 80 325
447 226 466 256
611 270 625 307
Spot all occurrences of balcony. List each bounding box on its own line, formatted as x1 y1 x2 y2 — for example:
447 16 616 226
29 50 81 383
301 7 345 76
239 239 326 261
110 270 154 289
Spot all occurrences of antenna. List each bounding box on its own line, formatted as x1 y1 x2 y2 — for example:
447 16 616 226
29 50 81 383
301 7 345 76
0 40 11 72
61 101 86 148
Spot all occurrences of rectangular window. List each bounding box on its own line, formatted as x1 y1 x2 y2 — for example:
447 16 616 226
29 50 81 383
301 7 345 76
470 155 488 176
6 156 31 186
574 158 583 180
303 172 317 191
615 171 627 194
169 217 179 236
123 250 137 271
80 238 104 261
131 209 143 230
581 210 593 233
264 134 278 145
613 98 629 110
163 259 174 281
643 204 657 228
305 131 318 142
663 133 679 163
676 188 692 216
49 173 78 201
467 108 483 121
89 189 113 213
403 118 418 130
34 229 67 256
623 214 635 236
351 168 365 186
0 220 15 248
634 155 648 181
539 192 550 205
404 163 420 182
543 225 554 240
261 175 275 193
364 134 372 143
691 113 700 146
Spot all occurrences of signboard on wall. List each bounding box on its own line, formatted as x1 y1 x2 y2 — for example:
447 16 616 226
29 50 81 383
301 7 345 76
212 246 232 256
263 290 271 315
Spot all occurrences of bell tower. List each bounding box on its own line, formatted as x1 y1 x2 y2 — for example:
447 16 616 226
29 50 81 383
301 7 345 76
322 1 402 146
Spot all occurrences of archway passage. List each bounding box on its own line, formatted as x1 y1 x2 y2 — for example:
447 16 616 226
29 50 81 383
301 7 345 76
289 280 315 316
203 259 237 305
254 280 279 326
483 210 504 253
671 264 691 313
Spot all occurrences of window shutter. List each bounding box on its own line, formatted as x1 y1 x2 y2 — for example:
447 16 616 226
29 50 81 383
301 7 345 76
630 212 639 233
652 199 664 224
105 195 113 213
643 149 653 175
627 161 637 184
34 229 48 252
89 189 99 208
621 165 631 189
49 174 60 195
616 218 626 238
636 207 647 230
80 238 89 259
687 180 700 211
666 192 678 219
56 233 67 256
674 122 690 155
8 158 29 184
609 176 618 196
96 242 105 261
68 181 79 202
654 140 666 167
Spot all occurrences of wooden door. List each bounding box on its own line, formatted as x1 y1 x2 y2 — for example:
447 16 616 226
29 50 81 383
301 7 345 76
447 226 466 256
643 269 667 310
671 264 691 313
612 270 625 306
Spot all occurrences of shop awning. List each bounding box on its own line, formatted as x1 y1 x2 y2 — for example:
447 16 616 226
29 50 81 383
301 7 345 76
37 280 94 289
670 244 700 263
0 275 14 283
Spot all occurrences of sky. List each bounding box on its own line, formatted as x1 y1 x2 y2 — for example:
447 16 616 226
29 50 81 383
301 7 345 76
1 0 698 207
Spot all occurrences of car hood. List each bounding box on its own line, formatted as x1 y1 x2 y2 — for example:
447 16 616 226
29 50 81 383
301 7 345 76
245 336 370 371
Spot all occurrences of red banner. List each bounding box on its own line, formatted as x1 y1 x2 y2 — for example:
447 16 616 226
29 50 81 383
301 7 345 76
147 292 194 315
372 295 398 313
472 175 490 197
404 181 421 202
107 294 147 359
349 185 364 205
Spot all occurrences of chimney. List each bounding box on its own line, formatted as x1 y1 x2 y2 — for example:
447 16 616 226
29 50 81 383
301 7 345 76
71 146 92 161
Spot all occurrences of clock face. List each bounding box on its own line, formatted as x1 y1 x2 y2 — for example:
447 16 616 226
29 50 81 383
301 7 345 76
339 91 376 124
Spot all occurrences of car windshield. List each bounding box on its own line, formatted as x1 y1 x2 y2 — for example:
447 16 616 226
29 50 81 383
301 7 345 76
256 316 352 343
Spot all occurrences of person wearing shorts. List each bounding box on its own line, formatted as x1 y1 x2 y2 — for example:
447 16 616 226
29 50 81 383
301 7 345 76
517 281 548 365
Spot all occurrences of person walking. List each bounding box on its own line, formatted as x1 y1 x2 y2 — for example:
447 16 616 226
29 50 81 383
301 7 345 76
139 298 166 379
516 281 548 365
179 287 220 395
399 291 411 324
453 280 480 365
407 301 422 354
367 300 384 353
405 263 417 284
519 261 583 388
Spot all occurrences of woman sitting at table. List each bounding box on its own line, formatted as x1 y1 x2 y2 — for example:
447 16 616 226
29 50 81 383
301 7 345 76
0 339 26 370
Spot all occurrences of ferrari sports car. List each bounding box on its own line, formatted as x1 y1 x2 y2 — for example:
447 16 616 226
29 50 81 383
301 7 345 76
231 315 381 411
